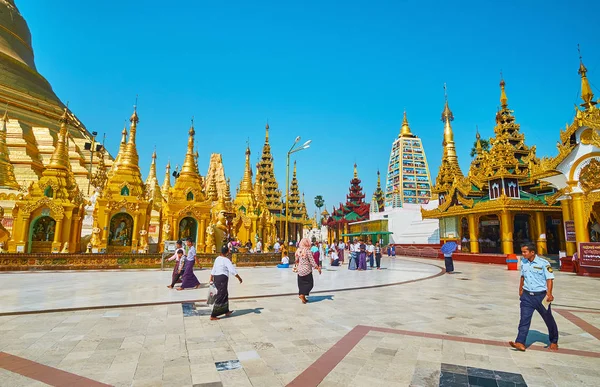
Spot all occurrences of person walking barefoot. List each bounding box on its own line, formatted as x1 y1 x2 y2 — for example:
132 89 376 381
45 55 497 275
295 237 321 303
209 245 243 320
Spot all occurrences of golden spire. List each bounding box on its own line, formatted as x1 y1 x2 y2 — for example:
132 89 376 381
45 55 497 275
48 108 71 170
239 145 253 193
120 105 140 168
441 85 458 162
500 73 509 109
180 119 199 176
161 160 171 197
475 126 482 153
265 122 269 142
145 148 158 185
0 108 19 189
441 83 454 123
353 163 358 179
207 173 218 201
224 177 232 202
578 45 596 109
254 162 262 198
376 169 381 188
399 110 413 137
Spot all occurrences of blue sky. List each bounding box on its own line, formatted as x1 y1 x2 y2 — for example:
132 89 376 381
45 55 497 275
19 0 600 215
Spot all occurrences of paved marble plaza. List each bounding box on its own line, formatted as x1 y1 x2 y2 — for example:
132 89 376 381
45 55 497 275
0 257 599 387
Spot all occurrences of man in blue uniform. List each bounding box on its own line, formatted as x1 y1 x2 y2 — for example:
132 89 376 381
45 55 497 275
509 243 559 351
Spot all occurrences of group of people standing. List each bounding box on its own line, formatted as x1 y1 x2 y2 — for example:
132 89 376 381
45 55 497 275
326 239 382 270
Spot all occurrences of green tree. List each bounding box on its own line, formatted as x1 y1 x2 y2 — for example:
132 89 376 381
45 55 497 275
470 138 490 158
314 195 325 224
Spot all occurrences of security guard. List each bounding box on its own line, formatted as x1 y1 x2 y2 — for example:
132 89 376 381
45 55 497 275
509 243 559 351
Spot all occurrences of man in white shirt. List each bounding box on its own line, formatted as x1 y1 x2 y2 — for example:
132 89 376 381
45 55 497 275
366 240 375 268
337 240 345 264
273 241 281 253
256 239 262 253
209 245 243 320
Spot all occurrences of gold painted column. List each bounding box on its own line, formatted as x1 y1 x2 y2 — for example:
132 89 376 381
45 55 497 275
132 211 140 250
19 216 29 244
500 211 514 255
534 211 547 255
468 214 479 254
52 217 64 252
62 211 73 251
199 217 206 250
101 210 110 244
571 193 590 243
560 199 576 256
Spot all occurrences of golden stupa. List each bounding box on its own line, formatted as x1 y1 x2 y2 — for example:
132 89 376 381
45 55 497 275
0 0 113 240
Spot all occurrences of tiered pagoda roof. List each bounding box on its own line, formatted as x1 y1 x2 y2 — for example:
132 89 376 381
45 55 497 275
327 164 370 224
432 92 464 196
288 161 302 218
372 170 385 212
423 79 558 219
256 123 283 213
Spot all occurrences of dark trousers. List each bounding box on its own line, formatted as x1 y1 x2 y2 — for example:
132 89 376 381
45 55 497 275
444 255 454 272
375 253 381 268
368 253 374 268
516 291 559 345
170 270 183 287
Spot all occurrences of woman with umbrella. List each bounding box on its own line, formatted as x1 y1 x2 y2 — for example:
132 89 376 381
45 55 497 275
440 240 457 274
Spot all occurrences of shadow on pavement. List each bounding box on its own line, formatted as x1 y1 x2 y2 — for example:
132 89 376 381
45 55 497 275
526 329 550 346
307 295 334 303
232 308 264 317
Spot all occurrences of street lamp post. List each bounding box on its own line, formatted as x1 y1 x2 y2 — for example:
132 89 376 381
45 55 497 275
84 131 102 196
285 137 311 246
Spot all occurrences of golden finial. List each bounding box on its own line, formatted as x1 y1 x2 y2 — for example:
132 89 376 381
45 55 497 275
577 44 596 109
161 159 171 195
399 109 413 137
239 144 253 193
180 118 199 175
499 72 509 109
441 83 454 122
293 160 297 176
48 107 71 169
145 148 158 185
353 163 358 179
475 125 482 153
130 96 139 124
376 169 381 188
120 123 127 143
265 121 269 142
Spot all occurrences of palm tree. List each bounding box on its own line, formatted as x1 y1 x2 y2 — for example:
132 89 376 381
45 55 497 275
314 195 325 224
470 138 490 158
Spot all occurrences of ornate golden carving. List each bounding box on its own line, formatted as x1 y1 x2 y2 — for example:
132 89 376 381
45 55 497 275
580 128 600 148
580 158 600 193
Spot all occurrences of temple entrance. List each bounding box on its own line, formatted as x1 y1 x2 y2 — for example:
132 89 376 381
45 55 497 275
460 217 469 252
513 214 532 252
478 215 501 253
545 216 561 254
179 217 197 242
29 216 56 253
109 213 134 248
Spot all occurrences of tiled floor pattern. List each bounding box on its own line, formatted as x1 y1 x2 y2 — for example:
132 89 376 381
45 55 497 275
0 257 599 386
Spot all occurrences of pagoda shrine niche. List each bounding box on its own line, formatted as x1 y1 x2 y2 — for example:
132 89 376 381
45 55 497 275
423 81 562 255
92 108 152 253
9 108 85 253
325 164 370 241
159 122 212 252
532 54 600 264
231 146 276 249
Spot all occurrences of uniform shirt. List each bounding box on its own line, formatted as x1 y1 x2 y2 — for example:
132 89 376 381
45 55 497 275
256 241 262 252
211 256 238 276
521 255 555 292
349 243 356 252
338 242 345 250
186 245 196 261
366 244 375 253
274 242 281 252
